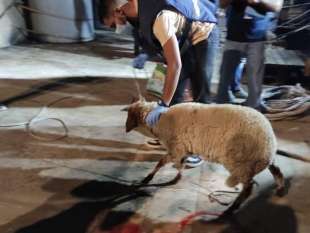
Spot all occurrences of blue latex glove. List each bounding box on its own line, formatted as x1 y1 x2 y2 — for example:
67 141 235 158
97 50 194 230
145 105 169 127
132 53 149 69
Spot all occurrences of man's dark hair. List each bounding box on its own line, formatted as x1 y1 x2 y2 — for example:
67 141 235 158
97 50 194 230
98 0 124 20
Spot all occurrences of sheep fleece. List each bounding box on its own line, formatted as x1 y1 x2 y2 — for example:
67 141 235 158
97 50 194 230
148 103 277 186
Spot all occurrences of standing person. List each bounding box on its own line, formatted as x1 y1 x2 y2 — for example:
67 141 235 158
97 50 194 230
101 0 218 168
216 0 283 112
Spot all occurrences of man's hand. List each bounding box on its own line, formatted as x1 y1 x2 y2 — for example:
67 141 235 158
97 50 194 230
145 105 168 127
132 53 149 69
114 8 127 25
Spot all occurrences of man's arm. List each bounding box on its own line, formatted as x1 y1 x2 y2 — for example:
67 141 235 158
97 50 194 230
161 35 182 105
144 35 180 127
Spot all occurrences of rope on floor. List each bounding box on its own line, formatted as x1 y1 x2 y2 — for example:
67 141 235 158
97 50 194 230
263 84 310 120
0 97 70 141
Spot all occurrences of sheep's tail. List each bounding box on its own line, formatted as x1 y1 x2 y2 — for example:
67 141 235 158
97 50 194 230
268 164 285 196
276 149 310 163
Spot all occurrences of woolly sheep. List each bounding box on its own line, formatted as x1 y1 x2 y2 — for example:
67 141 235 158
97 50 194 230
125 100 285 213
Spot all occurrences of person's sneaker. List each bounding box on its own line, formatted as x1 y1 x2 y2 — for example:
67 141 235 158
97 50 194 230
0 104 7 111
228 90 236 103
233 88 248 99
184 155 204 168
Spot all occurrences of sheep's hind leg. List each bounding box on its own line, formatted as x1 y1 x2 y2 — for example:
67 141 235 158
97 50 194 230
141 157 168 184
222 181 254 216
269 164 286 196
226 175 240 187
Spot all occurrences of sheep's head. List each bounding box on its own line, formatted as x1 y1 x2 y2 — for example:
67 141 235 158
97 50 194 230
122 97 157 133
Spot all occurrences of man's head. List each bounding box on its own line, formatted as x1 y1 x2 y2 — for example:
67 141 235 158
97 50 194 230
100 0 138 28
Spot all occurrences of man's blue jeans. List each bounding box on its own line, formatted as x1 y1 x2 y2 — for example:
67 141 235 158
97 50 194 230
171 25 219 105
230 57 247 92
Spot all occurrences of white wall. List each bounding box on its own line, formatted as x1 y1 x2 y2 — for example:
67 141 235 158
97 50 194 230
0 0 26 48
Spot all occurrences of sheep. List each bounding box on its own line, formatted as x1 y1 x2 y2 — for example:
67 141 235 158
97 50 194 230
124 99 286 214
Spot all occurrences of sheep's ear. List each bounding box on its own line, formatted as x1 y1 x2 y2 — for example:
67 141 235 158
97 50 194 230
131 96 139 103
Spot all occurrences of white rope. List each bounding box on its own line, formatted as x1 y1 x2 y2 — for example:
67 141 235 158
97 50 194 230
0 97 71 141
283 2 310 9
263 85 310 120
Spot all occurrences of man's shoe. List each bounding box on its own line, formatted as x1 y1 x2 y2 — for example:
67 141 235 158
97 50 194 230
233 88 248 99
184 155 204 168
0 104 7 111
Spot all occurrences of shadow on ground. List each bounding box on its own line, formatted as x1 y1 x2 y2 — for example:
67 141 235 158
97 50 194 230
0 176 301 233
188 182 298 233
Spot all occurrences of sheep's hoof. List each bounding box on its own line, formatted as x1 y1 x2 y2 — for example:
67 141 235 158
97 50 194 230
226 176 239 187
168 173 182 185
220 206 235 218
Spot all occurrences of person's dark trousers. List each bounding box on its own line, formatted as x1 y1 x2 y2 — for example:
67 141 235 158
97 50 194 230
217 41 265 108
171 25 219 105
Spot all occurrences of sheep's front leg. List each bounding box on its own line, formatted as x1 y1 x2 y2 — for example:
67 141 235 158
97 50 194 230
166 161 185 185
141 156 168 184
164 143 187 185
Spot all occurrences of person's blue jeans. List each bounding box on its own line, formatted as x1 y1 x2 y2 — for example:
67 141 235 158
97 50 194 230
171 25 220 105
230 58 247 92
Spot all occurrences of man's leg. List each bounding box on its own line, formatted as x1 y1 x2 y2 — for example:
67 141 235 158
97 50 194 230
244 42 265 109
191 39 211 103
216 41 243 104
193 26 220 103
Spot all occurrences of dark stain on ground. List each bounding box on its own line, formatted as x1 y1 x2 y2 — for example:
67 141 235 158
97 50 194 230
1 180 150 233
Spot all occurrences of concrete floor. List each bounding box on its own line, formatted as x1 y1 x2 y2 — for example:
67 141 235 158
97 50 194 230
0 31 309 233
